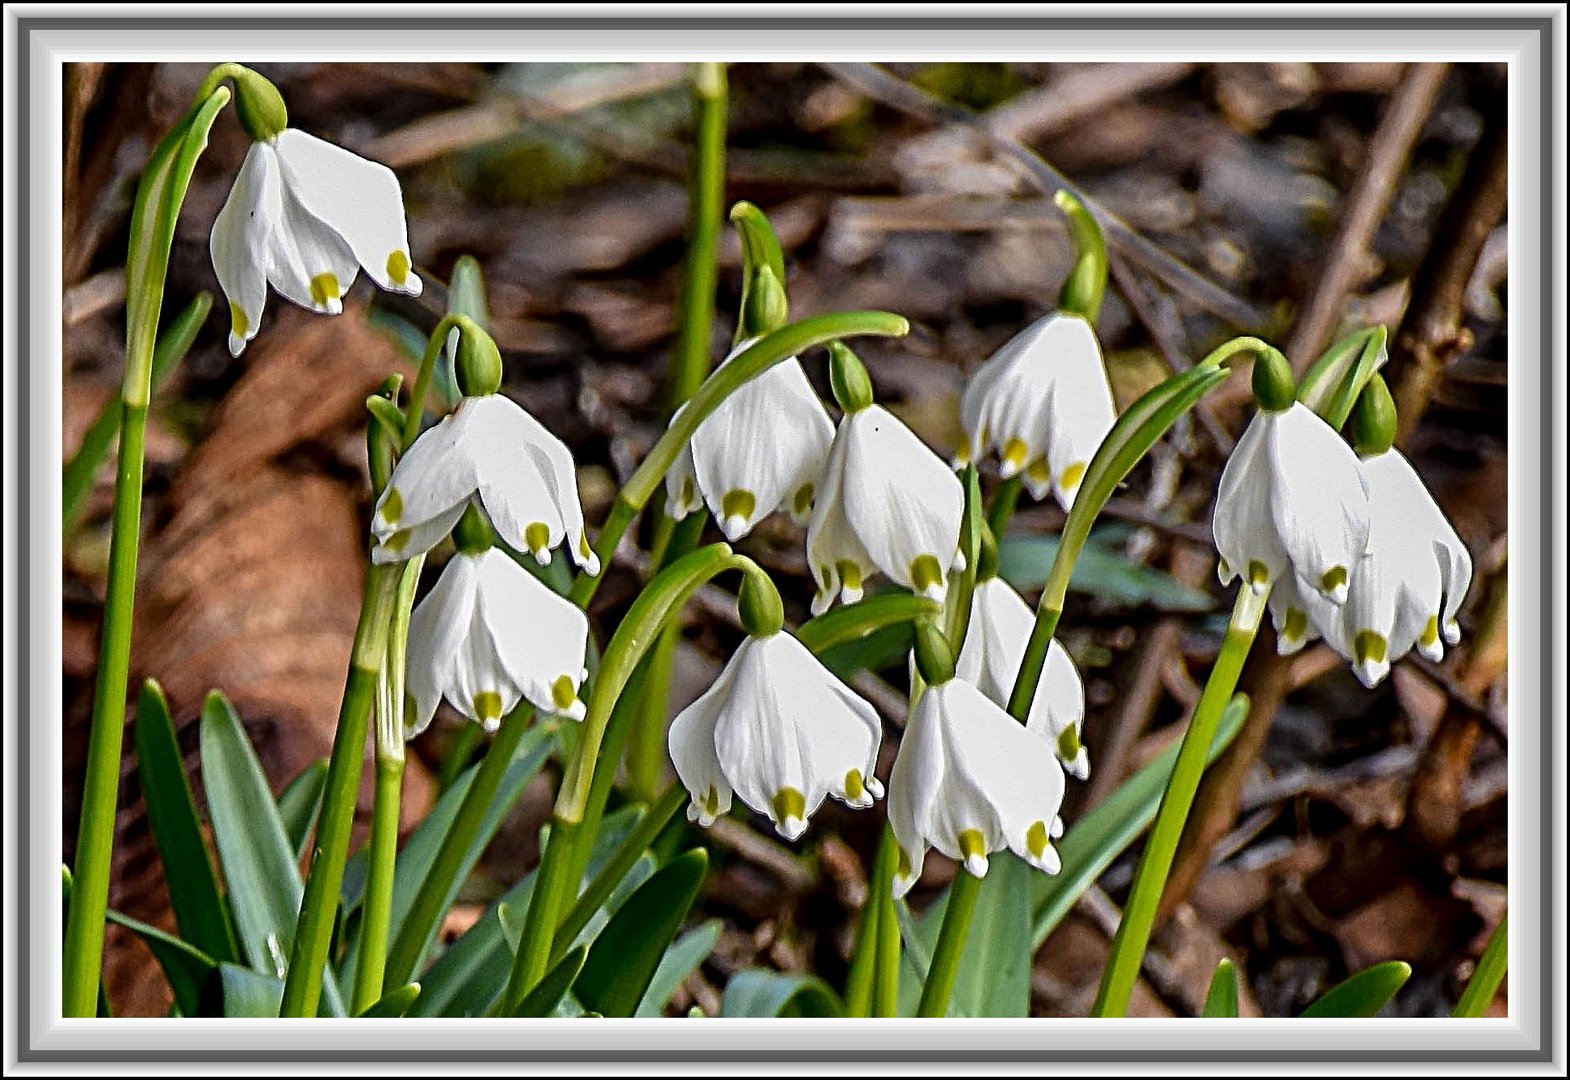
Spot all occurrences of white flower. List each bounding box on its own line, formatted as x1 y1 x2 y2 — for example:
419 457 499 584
211 128 422 357
1270 448 1472 687
1213 401 1371 605
404 547 589 737
887 678 1067 898
370 393 598 573
664 341 835 541
956 577 1090 779
668 632 883 841
957 312 1117 510
805 404 964 615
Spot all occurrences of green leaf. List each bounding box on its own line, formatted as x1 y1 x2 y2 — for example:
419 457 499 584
104 907 218 1017
795 592 942 655
1203 958 1240 1018
1454 912 1507 1018
719 970 842 1018
131 678 239 964
573 849 708 1018
1297 326 1387 430
949 853 1032 1018
636 919 723 1018
511 946 587 1018
1300 961 1411 1018
199 690 345 1016
1034 694 1250 946
340 724 553 978
62 293 210 533
998 531 1213 612
276 758 328 863
357 982 421 1018
202 963 283 1018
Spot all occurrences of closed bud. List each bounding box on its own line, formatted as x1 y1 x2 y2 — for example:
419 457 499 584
738 567 785 638
1251 348 1297 412
742 264 789 338
452 500 494 554
828 342 874 414
454 317 503 398
1349 374 1398 457
912 620 956 687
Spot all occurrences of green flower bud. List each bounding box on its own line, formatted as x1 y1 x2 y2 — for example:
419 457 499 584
1251 347 1297 412
829 341 874 414
1349 373 1398 457
452 500 495 555
737 566 786 638
912 619 956 687
741 264 789 339
199 63 288 142
454 317 503 398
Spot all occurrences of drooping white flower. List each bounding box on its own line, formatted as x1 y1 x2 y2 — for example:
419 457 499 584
1213 401 1371 605
370 393 598 573
956 576 1090 779
668 632 883 840
664 341 834 541
404 547 589 737
957 312 1117 510
805 404 965 615
888 678 1067 897
1270 447 1472 687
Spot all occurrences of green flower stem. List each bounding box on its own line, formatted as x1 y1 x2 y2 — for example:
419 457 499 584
381 703 534 990
1055 190 1109 324
350 558 419 1014
279 562 403 1017
568 311 910 610
506 545 757 1008
917 867 983 1017
550 782 688 962
1092 583 1269 1017
842 875 879 1016
400 314 465 449
62 84 230 1018
1454 911 1508 1017
668 62 726 409
872 828 902 1018
986 475 1023 540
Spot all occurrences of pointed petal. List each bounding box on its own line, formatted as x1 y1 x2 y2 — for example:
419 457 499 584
764 634 883 810
805 422 874 613
263 151 361 315
272 128 421 296
373 403 483 540
473 395 598 575
209 144 275 356
404 553 484 736
475 549 590 718
1212 413 1290 591
668 658 739 827
887 689 947 897
370 499 467 565
1266 404 1371 602
664 408 704 522
1040 317 1117 510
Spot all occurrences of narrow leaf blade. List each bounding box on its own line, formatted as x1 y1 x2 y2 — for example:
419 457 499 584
719 970 842 1018
1203 958 1240 1018
573 849 707 1017
276 758 329 863
1300 961 1411 1018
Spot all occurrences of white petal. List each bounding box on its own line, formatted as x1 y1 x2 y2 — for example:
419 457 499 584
764 634 883 809
958 316 1060 473
404 552 483 737
887 689 947 897
838 406 963 601
272 128 422 296
1367 449 1474 636
1038 317 1116 510
209 143 275 356
668 659 739 827
474 549 590 719
374 404 483 541
690 351 834 540
1266 404 1371 602
370 499 467 565
474 395 598 575
664 413 703 522
262 143 361 315
1212 413 1290 591
1266 572 1327 655
805 423 875 614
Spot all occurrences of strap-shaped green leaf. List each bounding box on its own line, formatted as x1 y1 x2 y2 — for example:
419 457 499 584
573 849 708 1017
202 963 283 1018
1203 958 1240 1018
132 678 239 965
1033 695 1250 947
719 970 842 1017
104 907 218 1017
636 919 723 1017
1297 325 1388 430
1454 912 1507 1018
949 851 1033 1018
1299 960 1411 1017
510 946 587 1018
199 690 345 1015
356 982 422 1018
998 531 1213 612
276 758 329 863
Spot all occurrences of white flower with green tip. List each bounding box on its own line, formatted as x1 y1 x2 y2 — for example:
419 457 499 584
404 547 589 737
957 576 1090 780
1213 400 1371 604
805 404 964 615
210 128 421 357
887 677 1067 898
664 341 834 541
667 632 883 841
957 312 1117 510
371 393 598 573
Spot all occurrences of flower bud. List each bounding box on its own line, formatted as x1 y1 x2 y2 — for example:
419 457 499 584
828 341 874 414
738 567 785 638
1349 374 1398 457
1251 347 1297 412
201 63 289 142
454 317 503 398
741 264 789 339
452 500 495 554
912 620 956 687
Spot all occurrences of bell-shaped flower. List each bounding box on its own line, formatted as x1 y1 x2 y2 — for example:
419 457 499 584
404 546 589 737
888 677 1067 897
211 129 422 357
371 392 598 574
956 576 1090 779
957 312 1117 510
664 341 835 541
805 404 964 615
668 631 883 840
1270 447 1472 687
1213 400 1371 605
